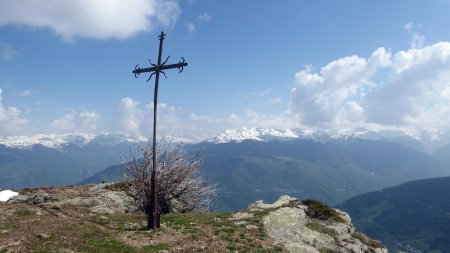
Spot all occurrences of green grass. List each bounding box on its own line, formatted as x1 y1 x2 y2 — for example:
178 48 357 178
86 238 135 253
352 231 382 248
5 198 287 253
319 248 336 253
160 212 284 252
140 243 169 252
14 209 34 217
306 222 338 239
226 243 237 251
301 199 345 223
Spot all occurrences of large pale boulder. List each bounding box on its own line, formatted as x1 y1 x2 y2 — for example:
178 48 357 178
248 196 388 253
63 188 139 214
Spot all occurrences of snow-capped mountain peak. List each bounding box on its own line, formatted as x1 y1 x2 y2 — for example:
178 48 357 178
207 127 299 143
0 133 149 149
206 127 440 149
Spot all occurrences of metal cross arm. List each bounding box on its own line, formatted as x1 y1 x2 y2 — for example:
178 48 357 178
132 31 188 82
133 57 188 81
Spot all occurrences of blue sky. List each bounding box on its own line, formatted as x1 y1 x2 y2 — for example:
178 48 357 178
1 0 450 141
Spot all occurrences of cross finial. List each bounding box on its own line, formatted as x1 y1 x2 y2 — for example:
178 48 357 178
158 31 166 41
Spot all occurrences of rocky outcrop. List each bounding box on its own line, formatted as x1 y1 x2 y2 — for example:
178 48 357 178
235 195 388 253
7 183 139 214
63 188 139 214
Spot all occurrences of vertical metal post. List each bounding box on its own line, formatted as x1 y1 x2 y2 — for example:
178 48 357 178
149 31 165 230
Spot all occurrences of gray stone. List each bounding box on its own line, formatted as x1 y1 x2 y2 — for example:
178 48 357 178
32 195 45 204
37 233 50 239
7 195 29 204
230 211 253 220
30 191 53 205
89 182 115 191
254 195 388 253
263 207 334 252
62 189 139 214
248 195 297 210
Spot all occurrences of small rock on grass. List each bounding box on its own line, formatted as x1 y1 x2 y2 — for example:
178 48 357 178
37 233 50 239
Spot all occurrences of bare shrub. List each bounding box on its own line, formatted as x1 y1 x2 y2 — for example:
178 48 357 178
123 142 216 214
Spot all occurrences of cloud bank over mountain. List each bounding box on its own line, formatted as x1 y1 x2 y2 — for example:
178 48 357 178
2 41 450 142
290 42 450 134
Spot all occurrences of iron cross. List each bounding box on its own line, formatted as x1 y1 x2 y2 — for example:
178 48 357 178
132 31 188 230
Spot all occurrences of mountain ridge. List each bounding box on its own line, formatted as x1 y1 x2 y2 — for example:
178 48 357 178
0 133 148 149
336 176 450 253
1 127 446 152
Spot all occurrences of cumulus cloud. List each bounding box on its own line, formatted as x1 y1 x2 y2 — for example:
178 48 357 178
0 88 28 136
266 97 282 105
197 13 211 24
405 22 425 49
0 42 18 61
186 12 211 33
0 0 181 41
110 96 297 141
51 110 99 133
290 47 391 127
364 42 450 128
186 22 196 33
16 89 32 97
289 42 450 132
245 89 272 98
110 97 184 138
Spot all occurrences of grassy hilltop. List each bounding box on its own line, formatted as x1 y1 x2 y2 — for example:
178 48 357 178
0 184 386 253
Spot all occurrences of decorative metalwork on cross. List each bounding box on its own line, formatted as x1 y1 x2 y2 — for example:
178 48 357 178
132 31 188 230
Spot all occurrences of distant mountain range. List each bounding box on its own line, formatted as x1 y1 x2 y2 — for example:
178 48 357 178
206 127 442 152
2 128 450 210
0 133 148 188
80 128 450 211
337 176 450 253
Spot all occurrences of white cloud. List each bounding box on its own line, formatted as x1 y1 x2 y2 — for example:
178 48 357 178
197 13 211 24
0 42 18 61
110 97 183 137
266 97 282 105
16 89 32 97
0 88 28 136
289 42 450 133
79 111 100 131
51 111 76 131
405 22 425 49
364 42 450 128
186 22 196 33
110 97 143 135
290 47 391 127
186 13 211 33
0 0 181 41
109 96 296 141
51 110 100 133
245 89 272 98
